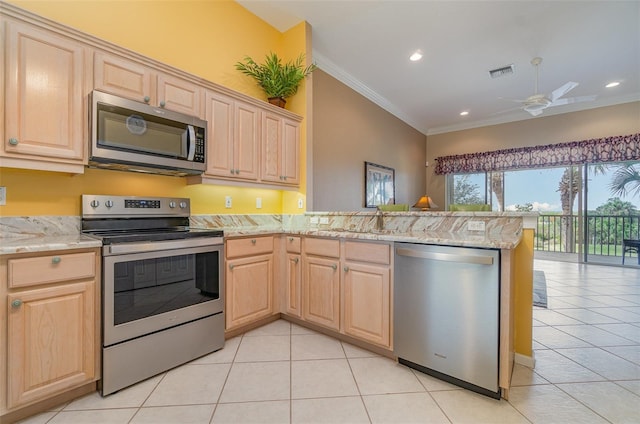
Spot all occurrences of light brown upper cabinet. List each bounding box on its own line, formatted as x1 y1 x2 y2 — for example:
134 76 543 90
204 91 260 181
2 18 88 173
261 111 300 186
94 51 204 118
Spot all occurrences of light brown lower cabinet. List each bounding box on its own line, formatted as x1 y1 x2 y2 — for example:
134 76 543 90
300 237 393 348
343 261 391 348
302 254 341 331
1 249 100 418
225 236 275 331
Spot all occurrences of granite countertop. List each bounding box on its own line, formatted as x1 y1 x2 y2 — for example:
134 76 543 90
221 227 521 250
0 234 102 255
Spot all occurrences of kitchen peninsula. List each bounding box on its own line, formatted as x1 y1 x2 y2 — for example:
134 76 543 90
1 210 534 421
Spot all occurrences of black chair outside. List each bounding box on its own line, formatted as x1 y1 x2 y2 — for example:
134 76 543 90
622 239 640 265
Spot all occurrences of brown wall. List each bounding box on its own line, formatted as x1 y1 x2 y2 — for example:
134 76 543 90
312 70 427 211
426 101 640 207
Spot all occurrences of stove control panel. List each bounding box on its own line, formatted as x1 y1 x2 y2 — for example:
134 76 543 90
82 195 190 217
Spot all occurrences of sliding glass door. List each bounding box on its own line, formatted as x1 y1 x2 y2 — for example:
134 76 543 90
584 161 640 266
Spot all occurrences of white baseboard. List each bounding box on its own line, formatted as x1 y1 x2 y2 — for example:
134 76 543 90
514 352 536 368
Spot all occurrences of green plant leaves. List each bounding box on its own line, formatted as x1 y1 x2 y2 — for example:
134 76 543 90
235 52 317 99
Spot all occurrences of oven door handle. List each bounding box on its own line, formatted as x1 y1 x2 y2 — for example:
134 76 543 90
105 236 223 255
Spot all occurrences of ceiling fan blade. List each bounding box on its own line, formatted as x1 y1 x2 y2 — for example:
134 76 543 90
492 105 526 116
498 96 528 103
549 95 598 107
550 81 579 101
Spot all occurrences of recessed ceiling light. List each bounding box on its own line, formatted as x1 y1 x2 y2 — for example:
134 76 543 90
460 111 469 116
409 50 423 62
605 81 620 88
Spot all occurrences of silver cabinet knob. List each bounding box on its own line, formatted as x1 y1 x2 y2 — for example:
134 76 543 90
331 264 337 271
52 256 61 264
143 96 150 103
294 257 299 264
11 299 22 308
229 264 235 270
251 239 256 244
343 266 349 272
8 138 19 146
159 100 166 108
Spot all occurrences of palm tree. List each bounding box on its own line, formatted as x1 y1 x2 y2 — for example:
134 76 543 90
608 161 640 198
557 167 580 252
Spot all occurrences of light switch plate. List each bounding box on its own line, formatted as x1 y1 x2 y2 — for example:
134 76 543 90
256 197 262 209
298 198 304 209
0 187 5 206
225 196 232 208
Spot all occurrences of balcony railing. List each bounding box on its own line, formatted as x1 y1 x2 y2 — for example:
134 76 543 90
536 214 640 258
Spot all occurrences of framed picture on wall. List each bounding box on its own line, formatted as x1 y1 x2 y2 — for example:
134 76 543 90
364 161 395 207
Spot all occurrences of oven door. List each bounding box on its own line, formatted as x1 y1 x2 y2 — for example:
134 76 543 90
102 241 224 347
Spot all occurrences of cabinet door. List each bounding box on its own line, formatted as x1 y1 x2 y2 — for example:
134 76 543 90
205 91 235 177
343 262 391 348
261 112 281 183
94 51 154 104
234 102 259 181
157 73 203 117
285 253 301 317
280 118 300 185
302 255 340 330
226 254 273 330
7 281 96 408
261 113 300 186
4 20 86 163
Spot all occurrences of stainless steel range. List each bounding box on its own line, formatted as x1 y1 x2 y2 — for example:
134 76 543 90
82 195 225 396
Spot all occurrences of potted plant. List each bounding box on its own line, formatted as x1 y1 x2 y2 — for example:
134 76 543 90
235 52 316 108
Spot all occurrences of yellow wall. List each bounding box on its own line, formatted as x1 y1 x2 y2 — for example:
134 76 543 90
1 0 310 216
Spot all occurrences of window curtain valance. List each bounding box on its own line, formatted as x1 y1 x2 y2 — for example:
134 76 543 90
434 133 640 175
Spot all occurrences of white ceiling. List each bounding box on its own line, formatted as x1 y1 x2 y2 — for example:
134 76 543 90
236 0 640 135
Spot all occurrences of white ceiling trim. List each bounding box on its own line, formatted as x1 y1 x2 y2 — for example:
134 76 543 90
426 94 640 136
313 50 427 135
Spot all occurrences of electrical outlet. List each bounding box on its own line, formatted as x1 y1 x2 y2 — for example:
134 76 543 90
256 197 262 209
320 217 329 225
225 196 232 208
467 221 486 231
297 198 304 209
0 187 5 206
310 217 319 224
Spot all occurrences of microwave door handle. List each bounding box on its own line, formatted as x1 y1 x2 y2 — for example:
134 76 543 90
186 125 196 161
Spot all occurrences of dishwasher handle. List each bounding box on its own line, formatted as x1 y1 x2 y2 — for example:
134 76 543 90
395 246 494 265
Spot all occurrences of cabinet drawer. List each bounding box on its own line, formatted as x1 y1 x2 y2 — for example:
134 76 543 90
344 241 391 265
285 236 301 253
8 252 96 288
304 237 340 258
226 236 274 258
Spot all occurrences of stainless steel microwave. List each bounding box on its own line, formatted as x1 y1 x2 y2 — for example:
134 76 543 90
90 90 207 176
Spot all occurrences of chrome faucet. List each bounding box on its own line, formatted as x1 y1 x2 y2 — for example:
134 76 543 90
375 208 384 231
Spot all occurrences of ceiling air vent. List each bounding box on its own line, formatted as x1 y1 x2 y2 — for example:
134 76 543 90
489 64 515 78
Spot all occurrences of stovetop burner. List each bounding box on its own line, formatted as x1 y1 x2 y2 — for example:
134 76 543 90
81 195 224 245
86 228 224 245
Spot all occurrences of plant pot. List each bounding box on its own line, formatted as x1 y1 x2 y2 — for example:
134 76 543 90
268 97 286 108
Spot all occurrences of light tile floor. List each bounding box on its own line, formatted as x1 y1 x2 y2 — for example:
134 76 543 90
19 259 640 424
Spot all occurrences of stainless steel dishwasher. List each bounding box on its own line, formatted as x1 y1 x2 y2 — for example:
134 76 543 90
394 242 501 399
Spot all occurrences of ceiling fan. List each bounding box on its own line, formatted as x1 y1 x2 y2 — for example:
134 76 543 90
501 57 597 117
